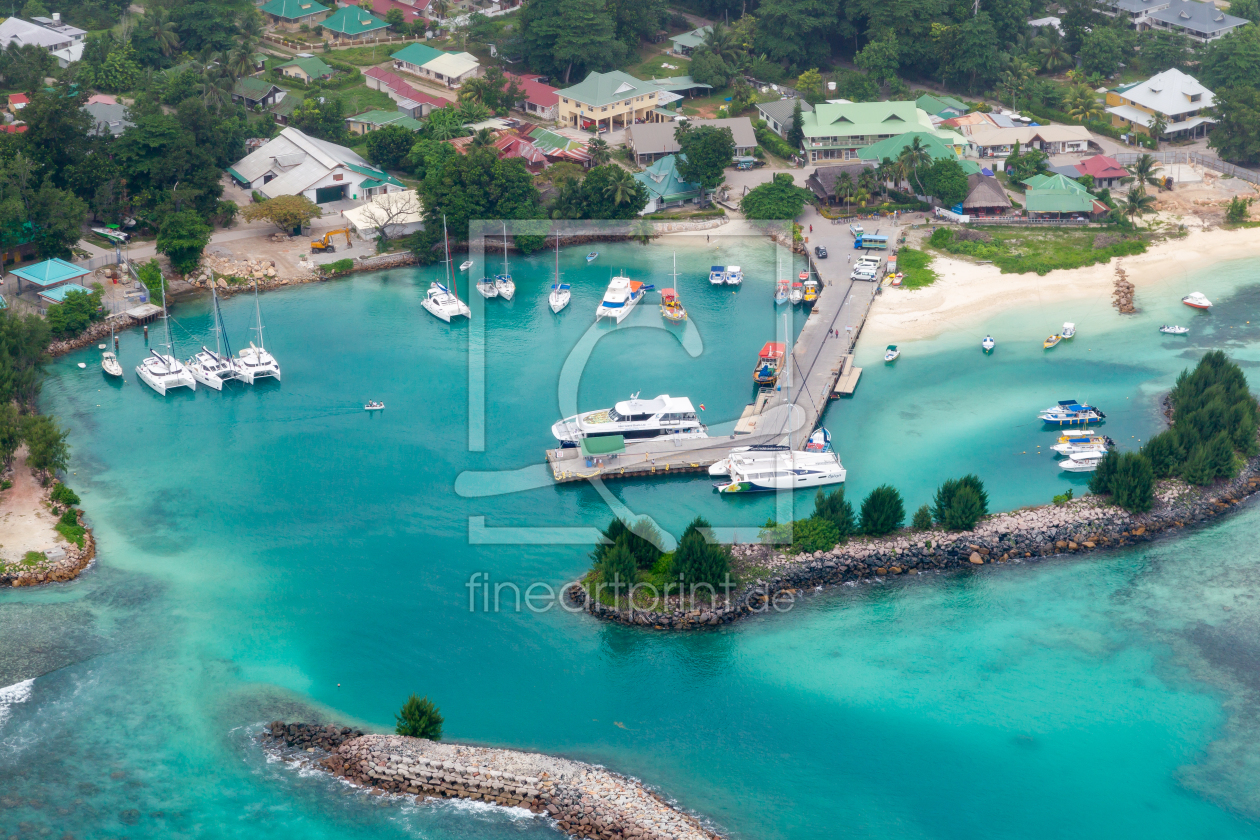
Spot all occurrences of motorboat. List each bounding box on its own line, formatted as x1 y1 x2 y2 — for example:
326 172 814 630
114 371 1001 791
548 232 569 313
709 265 727 285
137 349 196 395
1061 322 1076 339
101 351 122 377
982 335 995 353
1160 325 1189 335
660 288 687 322
1052 439 1111 456
495 222 515 300
476 277 499 299
1056 428 1107 443
708 444 791 477
365 401 385 411
884 345 900 362
798 271 809 281
596 274 651 323
715 449 846 493
459 260 473 272
802 279 819 306
1059 450 1105 472
1182 292 1212 309
1044 334 1062 349
775 278 790 305
1039 400 1105 426
422 282 472 322
890 273 903 286
77 362 85 369
752 341 785 385
551 393 707 447
586 252 598 262
805 427 832 453
725 265 743 286
187 286 244 390
790 281 804 305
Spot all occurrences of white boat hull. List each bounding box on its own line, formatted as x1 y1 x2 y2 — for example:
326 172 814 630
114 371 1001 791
495 279 515 300
137 355 196 395
716 451 846 493
477 282 498 299
549 292 570 313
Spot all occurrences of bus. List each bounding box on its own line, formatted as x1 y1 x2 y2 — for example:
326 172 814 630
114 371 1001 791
854 234 888 249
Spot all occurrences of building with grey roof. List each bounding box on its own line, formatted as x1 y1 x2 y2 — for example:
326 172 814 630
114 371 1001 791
1146 0 1248 41
756 99 812 138
625 118 757 164
84 102 133 137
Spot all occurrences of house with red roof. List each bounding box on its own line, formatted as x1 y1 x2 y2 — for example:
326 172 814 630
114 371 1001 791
363 66 449 119
506 73 559 121
361 0 429 25
1073 154 1129 189
7 93 27 114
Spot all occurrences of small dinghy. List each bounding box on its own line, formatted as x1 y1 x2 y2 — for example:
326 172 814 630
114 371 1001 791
459 260 473 272
1160 324 1189 335
77 362 86 369
805 427 832 453
982 335 995 353
476 276 499 298
884 345 900 362
586 252 598 262
1044 334 1062 349
365 401 385 411
1183 292 1212 309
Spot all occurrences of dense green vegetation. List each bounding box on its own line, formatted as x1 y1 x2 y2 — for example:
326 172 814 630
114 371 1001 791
928 227 1147 276
583 515 732 607
932 475 989 531
395 695 444 741
740 173 814 219
46 288 105 339
859 485 905 536
894 248 937 289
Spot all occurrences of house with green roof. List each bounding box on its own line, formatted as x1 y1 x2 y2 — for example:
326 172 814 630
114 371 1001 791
231 76 283 110
857 131 972 167
278 56 335 84
11 258 91 296
260 0 329 28
557 70 667 131
915 93 968 118
797 100 961 164
1020 172 1104 218
389 43 482 88
633 155 702 214
319 5 390 40
346 110 425 135
669 25 711 55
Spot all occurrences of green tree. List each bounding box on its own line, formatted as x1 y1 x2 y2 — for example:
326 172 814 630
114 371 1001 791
385 7 405 26
395 694 443 740
932 474 989 526
791 516 839 554
1139 30 1191 73
1199 27 1260 90
689 49 732 88
1207 431 1240 479
591 516 663 570
1066 86 1105 123
855 33 900 84
911 504 933 530
1080 27 1128 77
242 195 323 233
46 288 103 339
796 68 824 100
896 136 933 197
1225 195 1254 224
363 124 417 171
813 487 854 538
1147 112 1168 146
943 484 984 531
1089 450 1120 495
99 42 142 93
922 157 969 207
1230 0 1260 22
1123 187 1156 227
1060 0 1102 54
1180 444 1215 485
518 0 627 83
580 164 648 219
586 137 611 165
859 485 904 536
145 7 182 58
933 12 1001 92
424 106 468 142
754 0 837 67
595 539 639 599
0 403 19 468
22 414 69 478
1109 452 1155 513
413 148 544 258
786 99 805 150
671 515 730 590
1035 27 1073 74
156 210 213 275
290 96 347 143
740 172 813 219
1141 430 1182 478
675 124 734 203
1209 87 1260 165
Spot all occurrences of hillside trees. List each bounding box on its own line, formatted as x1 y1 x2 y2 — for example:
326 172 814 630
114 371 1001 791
519 0 627 83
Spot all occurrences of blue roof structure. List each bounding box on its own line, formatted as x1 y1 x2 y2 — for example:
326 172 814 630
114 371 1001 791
12 258 91 289
37 283 94 302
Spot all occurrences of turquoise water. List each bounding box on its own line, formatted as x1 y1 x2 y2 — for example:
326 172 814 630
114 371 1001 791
4 241 1260 839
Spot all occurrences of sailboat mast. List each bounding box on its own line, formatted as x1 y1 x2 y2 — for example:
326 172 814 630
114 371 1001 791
503 222 509 275
253 280 265 351
211 285 223 357
442 214 453 295
160 273 172 356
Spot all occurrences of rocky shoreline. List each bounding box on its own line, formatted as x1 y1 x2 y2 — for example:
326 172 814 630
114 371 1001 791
568 459 1260 631
0 506 95 587
263 722 722 840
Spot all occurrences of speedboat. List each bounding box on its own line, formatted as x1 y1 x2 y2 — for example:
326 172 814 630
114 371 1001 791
790 282 804 305
1051 429 1113 455
752 341 785 385
551 393 706 447
586 252 598 262
422 282 471 322
237 342 281 383
798 271 809 281
1039 400 1105 426
725 265 743 286
803 279 819 306
1160 325 1189 335
890 273 903 286
494 274 515 301
549 282 570 313
709 266 726 285
137 349 196 395
1044 334 1062 349
715 449 846 493
187 346 242 391
660 288 687 322
365 401 385 410
884 345 900 362
596 274 651 323
1182 292 1212 309
1057 428 1108 444
774 278 790 306
805 427 832 453
982 335 995 353
1059 450 1105 472
101 350 122 377
476 277 499 298
1061 322 1076 339
1052 439 1111 456
459 260 473 272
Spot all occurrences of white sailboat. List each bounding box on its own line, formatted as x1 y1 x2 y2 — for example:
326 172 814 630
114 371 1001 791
135 274 195 395
774 254 789 305
547 233 570 313
101 318 122 377
476 275 499 299
422 215 472 322
187 286 244 391
237 280 282 383
495 222 515 300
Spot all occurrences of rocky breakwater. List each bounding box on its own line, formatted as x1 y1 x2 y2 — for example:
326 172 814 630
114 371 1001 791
571 461 1260 631
191 254 317 294
263 722 722 840
0 509 95 587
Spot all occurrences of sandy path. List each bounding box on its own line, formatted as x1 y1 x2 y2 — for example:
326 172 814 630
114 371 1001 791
0 448 65 563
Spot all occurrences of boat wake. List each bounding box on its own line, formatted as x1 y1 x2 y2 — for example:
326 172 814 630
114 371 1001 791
0 678 34 728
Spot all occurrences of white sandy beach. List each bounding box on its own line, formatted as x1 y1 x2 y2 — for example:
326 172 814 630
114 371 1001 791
862 224 1260 344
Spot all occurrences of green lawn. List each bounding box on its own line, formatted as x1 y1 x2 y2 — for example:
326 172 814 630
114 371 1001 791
324 44 409 66
927 226 1148 276
625 49 690 80
894 247 937 289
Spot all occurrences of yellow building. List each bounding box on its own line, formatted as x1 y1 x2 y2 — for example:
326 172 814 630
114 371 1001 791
556 71 668 132
1105 68 1215 140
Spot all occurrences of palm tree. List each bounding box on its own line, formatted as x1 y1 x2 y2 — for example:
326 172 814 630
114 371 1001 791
1067 87 1104 122
897 137 931 197
834 171 855 210
587 136 611 165
146 8 181 58
429 0 451 24
1147 113 1168 147
201 67 231 112
225 45 255 80
857 167 880 199
1035 29 1072 74
458 76 491 106
1124 187 1157 227
458 100 491 124
603 166 638 208
470 127 495 149
701 21 739 63
1129 153 1160 187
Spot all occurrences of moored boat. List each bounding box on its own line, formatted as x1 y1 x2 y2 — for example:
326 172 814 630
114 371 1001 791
476 276 499 298
775 278 790 305
459 260 473 271
1039 400 1105 426
660 288 687 322
587 252 598 262
548 233 569 313
1062 322 1076 339
365 401 385 411
1059 450 1105 472
805 427 832 453
494 222 515 300
136 271 195 395
790 281 804 305
802 278 819 306
101 350 122 377
1182 292 1212 309
715 450 846 493
551 393 706 447
1044 334 1062 349
884 345 900 362
423 216 471 322
752 341 785 385
709 266 726 285
596 274 651 323
725 265 743 286
1160 324 1189 334
982 335 995 353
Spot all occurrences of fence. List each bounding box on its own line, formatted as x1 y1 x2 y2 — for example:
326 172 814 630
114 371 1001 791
1113 150 1260 186
76 254 121 271
969 217 1090 227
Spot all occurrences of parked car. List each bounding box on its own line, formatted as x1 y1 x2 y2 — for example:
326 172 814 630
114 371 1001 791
814 246 828 258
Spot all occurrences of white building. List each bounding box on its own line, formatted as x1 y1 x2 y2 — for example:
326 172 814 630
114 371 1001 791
228 127 404 204
0 14 86 66
343 190 424 240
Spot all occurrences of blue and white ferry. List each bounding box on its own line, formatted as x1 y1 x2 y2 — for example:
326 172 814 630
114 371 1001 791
1038 399 1106 426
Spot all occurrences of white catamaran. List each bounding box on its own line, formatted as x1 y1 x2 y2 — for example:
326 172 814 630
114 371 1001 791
422 216 472 322
237 281 282 383
136 274 196 395
713 449 846 493
187 286 244 390
547 233 570 313
551 393 706 447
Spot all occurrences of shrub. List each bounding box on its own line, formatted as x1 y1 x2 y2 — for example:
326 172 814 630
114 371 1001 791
931 475 989 526
813 488 854 538
791 516 840 554
55 521 85 547
1180 444 1215 485
395 694 443 740
1207 431 1240 479
671 516 730 589
1225 196 1253 224
911 504 933 530
594 540 638 599
859 485 904 536
59 508 79 526
1141 431 1181 478
1089 450 1120 495
592 517 663 570
755 126 797 159
1052 488 1074 506
943 484 985 530
50 483 79 505
322 258 355 276
1110 452 1155 513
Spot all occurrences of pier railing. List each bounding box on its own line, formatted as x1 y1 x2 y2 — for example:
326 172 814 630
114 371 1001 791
1112 151 1260 185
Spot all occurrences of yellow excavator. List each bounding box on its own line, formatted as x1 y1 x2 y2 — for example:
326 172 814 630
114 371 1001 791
311 228 352 253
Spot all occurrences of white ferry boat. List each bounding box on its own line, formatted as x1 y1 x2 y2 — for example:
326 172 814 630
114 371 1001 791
595 274 651 323
551 393 706 448
1038 399 1105 426
714 449 846 493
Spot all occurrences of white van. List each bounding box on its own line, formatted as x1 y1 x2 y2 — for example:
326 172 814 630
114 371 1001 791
849 223 864 238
